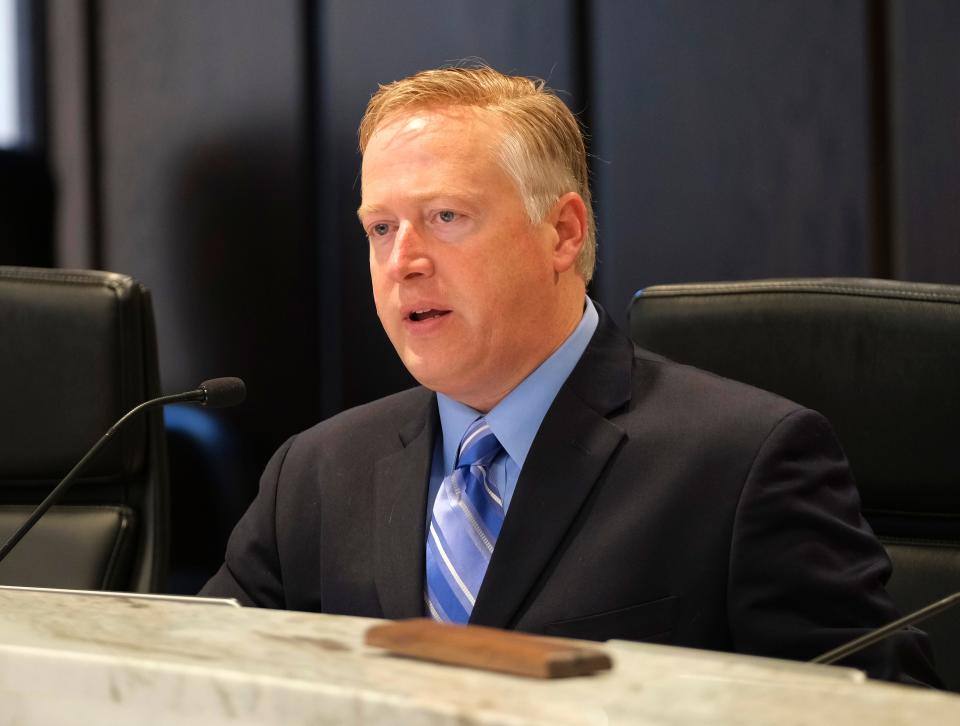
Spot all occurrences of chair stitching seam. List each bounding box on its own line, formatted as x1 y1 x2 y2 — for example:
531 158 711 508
640 281 960 302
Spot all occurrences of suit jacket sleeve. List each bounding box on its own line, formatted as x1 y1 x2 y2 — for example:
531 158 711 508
198 435 294 608
728 408 941 686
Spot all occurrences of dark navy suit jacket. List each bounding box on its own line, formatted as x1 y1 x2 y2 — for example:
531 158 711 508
202 307 940 686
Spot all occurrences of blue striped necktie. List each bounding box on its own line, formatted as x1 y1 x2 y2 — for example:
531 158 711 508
425 417 505 624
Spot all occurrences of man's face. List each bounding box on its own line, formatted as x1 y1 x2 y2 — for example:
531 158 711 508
359 108 570 411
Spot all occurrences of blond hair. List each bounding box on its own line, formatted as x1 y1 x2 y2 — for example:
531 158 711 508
359 65 596 282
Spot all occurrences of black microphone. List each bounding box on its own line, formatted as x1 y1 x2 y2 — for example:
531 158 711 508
195 377 246 408
811 591 960 665
0 377 247 565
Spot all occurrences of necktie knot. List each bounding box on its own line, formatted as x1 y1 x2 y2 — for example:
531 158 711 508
456 418 501 469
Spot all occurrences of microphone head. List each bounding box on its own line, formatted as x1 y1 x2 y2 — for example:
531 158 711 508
199 377 247 408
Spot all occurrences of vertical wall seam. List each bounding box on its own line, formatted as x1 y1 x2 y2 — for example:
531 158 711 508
84 0 103 269
868 0 894 279
573 0 597 296
301 0 323 417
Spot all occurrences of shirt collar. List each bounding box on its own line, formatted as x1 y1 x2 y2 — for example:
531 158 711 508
437 297 599 472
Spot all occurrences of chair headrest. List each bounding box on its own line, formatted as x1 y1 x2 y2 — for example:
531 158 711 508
0 267 151 482
629 278 960 517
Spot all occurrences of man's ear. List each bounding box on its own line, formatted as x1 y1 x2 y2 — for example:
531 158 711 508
549 192 588 274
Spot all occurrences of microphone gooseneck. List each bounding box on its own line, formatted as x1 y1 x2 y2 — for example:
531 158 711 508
812 591 960 666
0 378 247 565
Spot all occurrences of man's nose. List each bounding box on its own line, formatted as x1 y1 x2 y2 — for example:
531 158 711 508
389 222 434 280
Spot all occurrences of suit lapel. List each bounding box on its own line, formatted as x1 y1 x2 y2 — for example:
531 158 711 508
470 309 635 627
373 393 438 619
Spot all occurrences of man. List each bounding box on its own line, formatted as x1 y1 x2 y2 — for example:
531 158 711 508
202 66 939 686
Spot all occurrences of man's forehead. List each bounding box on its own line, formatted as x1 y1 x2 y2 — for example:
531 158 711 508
366 105 503 152
359 106 511 212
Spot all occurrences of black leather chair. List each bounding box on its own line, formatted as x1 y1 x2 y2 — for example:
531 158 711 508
0 266 169 592
628 277 960 690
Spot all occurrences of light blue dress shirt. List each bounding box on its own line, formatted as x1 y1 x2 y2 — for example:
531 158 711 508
428 298 600 516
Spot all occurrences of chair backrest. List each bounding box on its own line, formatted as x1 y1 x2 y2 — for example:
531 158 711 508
0 266 169 592
628 277 960 690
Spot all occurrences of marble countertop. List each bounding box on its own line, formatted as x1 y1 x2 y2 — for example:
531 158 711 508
0 588 956 724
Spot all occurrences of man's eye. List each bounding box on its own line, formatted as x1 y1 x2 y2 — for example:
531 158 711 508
437 210 457 223
370 223 391 237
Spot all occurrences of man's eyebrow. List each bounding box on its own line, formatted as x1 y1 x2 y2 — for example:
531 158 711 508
356 204 381 220
358 192 480 221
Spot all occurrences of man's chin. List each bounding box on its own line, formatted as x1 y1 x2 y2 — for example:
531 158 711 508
401 359 467 397
403 364 452 393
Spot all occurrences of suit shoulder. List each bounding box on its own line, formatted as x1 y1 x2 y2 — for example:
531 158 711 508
285 386 433 460
629 344 808 429
618 346 845 488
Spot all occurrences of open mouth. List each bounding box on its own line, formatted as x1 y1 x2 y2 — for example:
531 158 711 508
409 308 451 322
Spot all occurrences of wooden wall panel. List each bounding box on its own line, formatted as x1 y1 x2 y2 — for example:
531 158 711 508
96 0 317 467
890 0 960 283
590 1 875 323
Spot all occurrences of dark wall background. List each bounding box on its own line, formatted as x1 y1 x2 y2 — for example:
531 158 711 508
3 0 958 591
592 1 876 324
890 1 960 282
